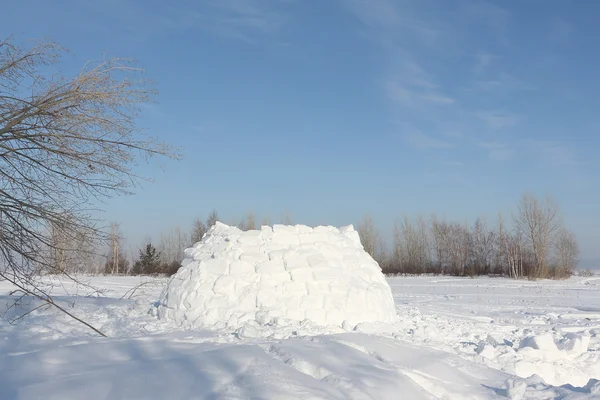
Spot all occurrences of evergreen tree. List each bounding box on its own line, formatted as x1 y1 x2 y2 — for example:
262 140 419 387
131 242 162 275
164 260 182 276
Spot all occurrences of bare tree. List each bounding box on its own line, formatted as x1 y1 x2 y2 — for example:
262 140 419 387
494 212 507 275
245 211 256 231
74 227 99 273
429 216 471 276
505 231 525 279
106 223 121 274
0 36 177 335
430 215 449 273
469 217 495 276
105 223 127 275
48 213 97 274
447 222 470 276
190 217 207 244
514 194 562 278
554 228 579 278
281 212 294 225
261 216 271 227
391 220 403 273
49 216 70 274
158 226 188 265
357 214 383 262
206 209 219 229
394 215 430 274
238 211 257 231
357 214 376 257
414 216 431 272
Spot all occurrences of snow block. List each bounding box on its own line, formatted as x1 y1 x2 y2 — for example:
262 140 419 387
519 333 558 352
154 223 397 330
229 260 255 275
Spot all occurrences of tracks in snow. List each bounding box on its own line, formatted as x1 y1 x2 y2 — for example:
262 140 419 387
261 334 506 399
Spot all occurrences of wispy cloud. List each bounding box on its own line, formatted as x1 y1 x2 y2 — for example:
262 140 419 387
198 0 293 42
386 79 455 107
473 51 497 74
523 140 581 167
476 111 520 129
403 130 453 149
343 0 469 153
83 0 293 43
478 141 514 161
345 0 441 45
344 0 579 172
420 93 456 104
477 140 580 166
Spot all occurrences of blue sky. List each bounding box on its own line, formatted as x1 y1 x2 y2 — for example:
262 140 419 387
4 1 600 261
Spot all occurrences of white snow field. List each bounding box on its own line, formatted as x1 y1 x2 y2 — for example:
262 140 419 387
154 223 397 332
1 266 600 397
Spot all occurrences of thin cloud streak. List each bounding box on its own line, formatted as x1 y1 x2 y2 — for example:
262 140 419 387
475 111 520 129
345 0 579 171
82 0 294 43
345 0 441 45
198 0 293 42
403 130 453 149
386 80 455 107
478 140 580 166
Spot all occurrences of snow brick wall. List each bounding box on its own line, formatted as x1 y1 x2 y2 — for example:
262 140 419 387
154 222 397 330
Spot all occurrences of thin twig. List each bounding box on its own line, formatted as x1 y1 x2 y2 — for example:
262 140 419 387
119 281 151 300
0 271 107 337
9 302 51 324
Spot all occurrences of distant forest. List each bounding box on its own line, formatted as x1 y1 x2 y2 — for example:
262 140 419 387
50 194 580 280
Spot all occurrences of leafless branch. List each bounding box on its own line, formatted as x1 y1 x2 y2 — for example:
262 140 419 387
0 35 179 335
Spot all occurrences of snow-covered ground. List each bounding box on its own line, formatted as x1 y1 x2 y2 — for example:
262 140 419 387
1 275 600 399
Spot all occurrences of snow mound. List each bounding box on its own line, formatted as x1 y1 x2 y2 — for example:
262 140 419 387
505 375 600 400
153 222 397 331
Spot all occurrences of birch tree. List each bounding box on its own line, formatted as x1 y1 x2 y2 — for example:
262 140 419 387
505 231 525 279
104 223 123 274
495 213 507 275
514 194 562 278
554 228 579 278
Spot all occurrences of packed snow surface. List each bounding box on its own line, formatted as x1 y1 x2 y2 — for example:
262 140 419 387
154 222 397 330
2 274 600 399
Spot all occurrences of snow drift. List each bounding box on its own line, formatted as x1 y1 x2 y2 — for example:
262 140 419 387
154 222 397 330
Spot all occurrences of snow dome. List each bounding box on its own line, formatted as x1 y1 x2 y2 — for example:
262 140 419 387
154 222 397 330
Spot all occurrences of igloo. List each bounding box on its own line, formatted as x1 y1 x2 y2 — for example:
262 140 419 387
154 222 397 329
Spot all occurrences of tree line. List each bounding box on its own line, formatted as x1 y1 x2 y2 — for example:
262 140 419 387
54 209 260 276
52 193 579 280
357 194 579 279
